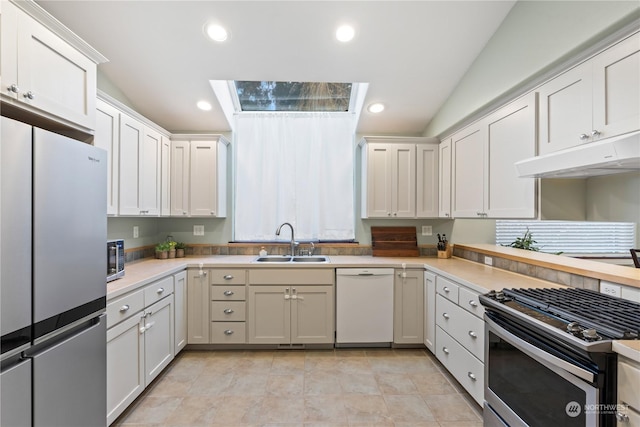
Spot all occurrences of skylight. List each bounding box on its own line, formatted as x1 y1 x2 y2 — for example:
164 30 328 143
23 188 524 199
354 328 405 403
233 81 352 112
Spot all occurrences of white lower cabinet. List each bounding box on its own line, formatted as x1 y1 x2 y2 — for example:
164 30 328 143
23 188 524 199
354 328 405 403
210 269 247 344
393 269 424 344
433 275 485 406
618 356 640 426
247 269 334 345
174 271 187 353
106 273 179 425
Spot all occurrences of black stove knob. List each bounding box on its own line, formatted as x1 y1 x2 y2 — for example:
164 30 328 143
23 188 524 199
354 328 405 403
582 329 599 340
567 322 582 334
495 292 506 302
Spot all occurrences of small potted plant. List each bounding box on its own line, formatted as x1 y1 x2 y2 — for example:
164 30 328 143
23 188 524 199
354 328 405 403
167 241 177 258
175 242 186 258
155 242 170 259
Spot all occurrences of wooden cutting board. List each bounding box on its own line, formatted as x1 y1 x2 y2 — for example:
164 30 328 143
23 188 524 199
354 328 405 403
371 226 419 257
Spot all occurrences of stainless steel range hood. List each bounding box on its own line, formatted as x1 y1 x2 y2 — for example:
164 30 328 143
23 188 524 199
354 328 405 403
515 130 640 178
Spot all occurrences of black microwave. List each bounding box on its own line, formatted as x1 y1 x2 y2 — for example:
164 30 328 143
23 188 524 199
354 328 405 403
107 239 125 282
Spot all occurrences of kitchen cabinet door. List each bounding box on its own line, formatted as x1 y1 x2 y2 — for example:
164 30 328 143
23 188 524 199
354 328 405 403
190 141 220 217
170 140 190 216
290 286 334 344
452 124 486 218
173 271 187 354
538 61 593 155
1 1 98 131
187 269 210 344
485 92 536 218
424 271 436 353
438 138 452 218
140 127 161 216
95 99 120 215
247 286 290 344
416 143 439 218
107 313 144 425
393 269 424 344
592 32 640 138
143 295 174 385
118 114 143 215
160 136 171 216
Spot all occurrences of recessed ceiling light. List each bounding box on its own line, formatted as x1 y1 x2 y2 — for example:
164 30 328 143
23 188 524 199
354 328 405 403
197 100 212 111
367 103 385 113
336 25 355 42
206 23 228 42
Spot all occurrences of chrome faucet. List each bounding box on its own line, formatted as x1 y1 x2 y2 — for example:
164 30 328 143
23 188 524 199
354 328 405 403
276 222 297 256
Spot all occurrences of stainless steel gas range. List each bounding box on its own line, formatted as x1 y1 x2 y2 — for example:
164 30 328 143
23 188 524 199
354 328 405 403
480 287 640 427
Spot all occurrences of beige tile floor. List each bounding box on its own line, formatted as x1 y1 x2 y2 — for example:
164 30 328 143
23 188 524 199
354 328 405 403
113 348 483 427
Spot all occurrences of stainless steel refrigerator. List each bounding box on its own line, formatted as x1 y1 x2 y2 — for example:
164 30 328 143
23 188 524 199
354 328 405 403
1 116 107 427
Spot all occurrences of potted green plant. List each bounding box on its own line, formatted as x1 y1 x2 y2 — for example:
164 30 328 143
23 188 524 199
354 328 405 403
167 241 177 258
155 242 170 259
175 242 186 258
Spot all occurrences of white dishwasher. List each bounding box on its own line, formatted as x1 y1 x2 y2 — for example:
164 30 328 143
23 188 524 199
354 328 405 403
336 268 394 346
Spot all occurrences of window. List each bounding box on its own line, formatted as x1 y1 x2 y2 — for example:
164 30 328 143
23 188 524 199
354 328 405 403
234 112 355 242
234 81 353 112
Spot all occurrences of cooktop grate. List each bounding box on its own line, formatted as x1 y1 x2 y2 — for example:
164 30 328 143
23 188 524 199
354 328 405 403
503 288 640 340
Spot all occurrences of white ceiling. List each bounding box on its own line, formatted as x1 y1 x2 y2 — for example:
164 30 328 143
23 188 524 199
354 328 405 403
36 1 515 135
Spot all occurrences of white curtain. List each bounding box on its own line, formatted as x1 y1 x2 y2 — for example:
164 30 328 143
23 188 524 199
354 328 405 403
234 112 355 242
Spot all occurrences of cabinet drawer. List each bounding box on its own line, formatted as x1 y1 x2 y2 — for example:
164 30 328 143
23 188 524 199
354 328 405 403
211 322 246 343
436 276 459 303
436 326 484 405
106 289 144 328
211 285 246 301
144 276 174 306
210 269 246 285
459 287 485 319
435 295 485 361
619 360 640 411
210 301 246 321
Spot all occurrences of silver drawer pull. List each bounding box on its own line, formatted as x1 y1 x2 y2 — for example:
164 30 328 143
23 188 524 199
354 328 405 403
223 290 234 296
223 309 234 314
468 372 477 381
442 313 450 319
223 275 234 280
224 329 234 335
119 305 130 312
468 331 477 338
616 412 629 423
157 288 164 294
443 286 450 293
469 300 478 307
442 347 449 354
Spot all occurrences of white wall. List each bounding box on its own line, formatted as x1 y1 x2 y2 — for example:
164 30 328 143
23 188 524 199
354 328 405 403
424 1 640 137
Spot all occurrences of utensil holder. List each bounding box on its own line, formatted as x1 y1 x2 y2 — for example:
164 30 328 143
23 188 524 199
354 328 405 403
437 245 452 259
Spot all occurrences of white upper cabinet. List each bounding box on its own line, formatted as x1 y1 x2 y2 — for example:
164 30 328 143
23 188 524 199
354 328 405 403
360 137 439 219
592 32 640 138
452 93 537 218
438 138 452 218
1 1 105 131
140 127 161 216
94 100 120 215
118 114 144 216
539 31 640 155
170 136 229 218
160 136 171 216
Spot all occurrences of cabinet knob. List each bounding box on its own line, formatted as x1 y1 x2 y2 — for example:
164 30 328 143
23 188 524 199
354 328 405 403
157 288 164 294
224 329 234 335
183 211 187 215
591 129 601 137
223 275 234 280
616 412 630 423
119 305 130 312
468 331 477 338
442 313 450 319
442 347 450 354
223 290 234 296
579 133 589 140
223 308 234 314
445 213 450 217
8 84 19 93
23 91 35 100
443 287 450 293
387 212 391 216
210 211 215 215
467 372 477 381
469 300 478 307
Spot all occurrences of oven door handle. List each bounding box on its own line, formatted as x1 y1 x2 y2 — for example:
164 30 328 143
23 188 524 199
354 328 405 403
486 316 595 383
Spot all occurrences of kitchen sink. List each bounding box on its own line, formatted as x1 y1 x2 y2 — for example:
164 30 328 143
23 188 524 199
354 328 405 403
254 255 329 263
